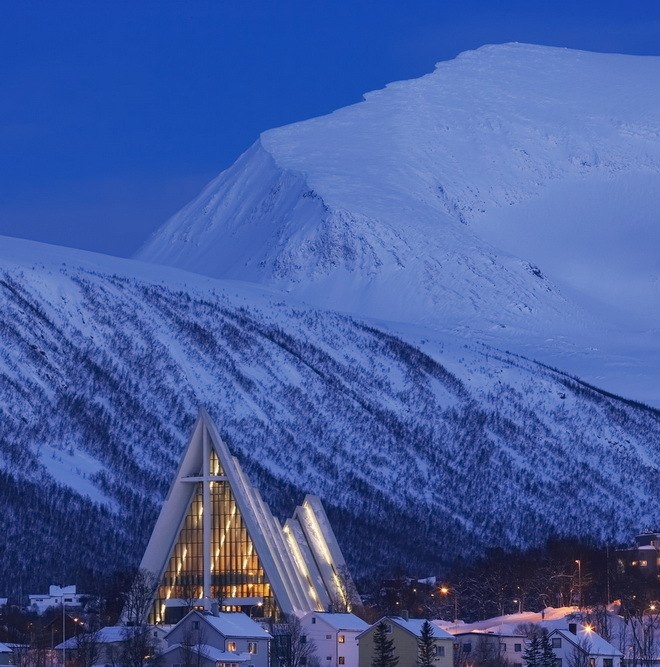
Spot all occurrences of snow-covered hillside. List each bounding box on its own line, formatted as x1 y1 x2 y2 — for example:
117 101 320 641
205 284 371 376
0 236 658 593
136 44 660 406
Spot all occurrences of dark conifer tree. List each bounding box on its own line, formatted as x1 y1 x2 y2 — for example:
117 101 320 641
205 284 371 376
417 620 435 667
523 634 542 667
540 631 557 667
372 622 399 667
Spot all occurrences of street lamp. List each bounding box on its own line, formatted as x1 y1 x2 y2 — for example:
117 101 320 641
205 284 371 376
575 560 582 609
513 599 522 614
50 585 69 667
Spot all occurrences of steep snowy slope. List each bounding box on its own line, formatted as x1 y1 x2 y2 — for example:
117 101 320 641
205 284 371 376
136 44 660 405
0 236 658 593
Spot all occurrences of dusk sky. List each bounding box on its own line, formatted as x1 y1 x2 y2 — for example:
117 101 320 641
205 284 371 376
2 1 659 258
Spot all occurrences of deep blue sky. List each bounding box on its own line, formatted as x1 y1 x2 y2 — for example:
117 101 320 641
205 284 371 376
1 1 659 258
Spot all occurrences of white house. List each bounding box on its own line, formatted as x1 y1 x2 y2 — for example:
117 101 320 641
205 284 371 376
161 643 253 667
164 610 271 667
548 627 622 667
299 612 369 667
28 585 85 615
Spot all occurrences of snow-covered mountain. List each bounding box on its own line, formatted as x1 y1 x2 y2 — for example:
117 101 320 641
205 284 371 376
0 236 658 593
136 44 660 406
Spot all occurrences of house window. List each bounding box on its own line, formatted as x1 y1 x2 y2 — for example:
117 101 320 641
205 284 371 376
327 657 332 661
552 638 562 648
301 636 307 644
500 643 507 653
555 660 562 667
384 624 393 635
326 635 332 640
463 643 472 654
312 618 317 624
588 659 595 667
226 641 237 652
193 621 200 630
339 658 345 665
515 644 522 653
248 643 257 654
604 660 613 667
639 560 648 567
338 635 345 644
434 645 445 657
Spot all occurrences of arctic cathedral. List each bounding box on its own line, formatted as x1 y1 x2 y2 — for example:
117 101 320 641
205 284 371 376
139 409 360 624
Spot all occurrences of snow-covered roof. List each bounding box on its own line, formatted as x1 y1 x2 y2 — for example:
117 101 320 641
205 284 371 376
0 643 11 653
197 612 271 639
366 617 453 640
303 612 369 632
550 629 622 657
163 643 252 663
55 625 151 649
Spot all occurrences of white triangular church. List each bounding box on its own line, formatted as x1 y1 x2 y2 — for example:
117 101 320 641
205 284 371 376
139 409 359 624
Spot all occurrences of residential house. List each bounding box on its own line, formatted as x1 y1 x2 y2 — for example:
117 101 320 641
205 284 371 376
0 643 11 666
161 643 252 667
29 586 86 615
55 625 163 665
358 617 453 667
164 610 271 667
452 631 526 667
299 612 369 667
548 627 622 667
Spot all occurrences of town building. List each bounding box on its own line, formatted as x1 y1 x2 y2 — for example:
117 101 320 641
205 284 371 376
615 532 660 579
358 616 454 667
163 610 271 667
547 627 622 667
28 585 85 615
299 612 369 667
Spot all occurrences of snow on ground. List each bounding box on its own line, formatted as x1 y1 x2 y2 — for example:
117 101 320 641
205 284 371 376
438 606 580 634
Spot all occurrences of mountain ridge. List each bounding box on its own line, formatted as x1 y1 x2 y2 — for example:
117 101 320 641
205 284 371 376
0 235 658 592
136 43 660 405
